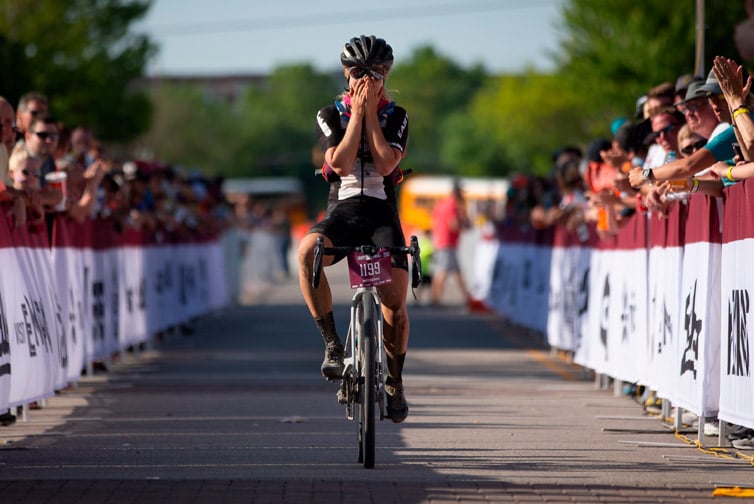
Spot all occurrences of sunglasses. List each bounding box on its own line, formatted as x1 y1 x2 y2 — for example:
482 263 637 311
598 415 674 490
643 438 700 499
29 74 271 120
349 66 385 80
34 131 59 141
680 139 707 156
21 168 41 177
653 123 676 139
679 101 707 114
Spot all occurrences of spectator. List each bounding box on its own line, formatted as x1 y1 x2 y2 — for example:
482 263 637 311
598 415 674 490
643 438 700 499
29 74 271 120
712 55 754 161
70 126 94 168
676 80 724 139
637 107 688 215
430 180 471 307
642 83 676 170
629 80 737 188
674 124 722 197
673 74 700 107
15 92 48 142
7 143 61 223
0 97 15 186
23 114 59 186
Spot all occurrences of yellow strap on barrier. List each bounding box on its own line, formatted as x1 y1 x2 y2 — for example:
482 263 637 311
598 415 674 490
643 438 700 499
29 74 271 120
712 486 754 497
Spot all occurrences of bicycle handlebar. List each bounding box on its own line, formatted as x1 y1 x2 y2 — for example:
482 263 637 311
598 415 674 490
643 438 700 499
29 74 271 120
312 236 423 290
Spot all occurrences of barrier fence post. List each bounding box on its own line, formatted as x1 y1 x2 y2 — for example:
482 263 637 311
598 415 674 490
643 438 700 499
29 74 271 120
613 379 623 397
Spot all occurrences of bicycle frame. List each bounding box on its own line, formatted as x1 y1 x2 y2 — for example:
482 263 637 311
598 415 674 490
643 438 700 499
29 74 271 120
342 287 386 422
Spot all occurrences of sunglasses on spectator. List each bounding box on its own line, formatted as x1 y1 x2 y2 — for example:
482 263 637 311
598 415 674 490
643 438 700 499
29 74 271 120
654 123 676 138
34 131 58 141
680 139 707 156
21 169 41 177
349 66 385 80
28 109 43 117
679 102 706 114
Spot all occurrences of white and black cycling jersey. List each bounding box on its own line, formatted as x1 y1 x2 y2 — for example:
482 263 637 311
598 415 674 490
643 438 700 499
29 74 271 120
316 99 409 206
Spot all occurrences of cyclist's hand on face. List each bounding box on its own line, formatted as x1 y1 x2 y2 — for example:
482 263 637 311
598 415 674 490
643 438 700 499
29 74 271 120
350 78 368 117
364 77 381 112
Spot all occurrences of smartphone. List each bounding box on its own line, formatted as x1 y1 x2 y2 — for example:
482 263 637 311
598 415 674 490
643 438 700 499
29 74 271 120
733 142 744 160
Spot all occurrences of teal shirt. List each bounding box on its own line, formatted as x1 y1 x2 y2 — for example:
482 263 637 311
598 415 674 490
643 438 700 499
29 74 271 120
703 123 742 187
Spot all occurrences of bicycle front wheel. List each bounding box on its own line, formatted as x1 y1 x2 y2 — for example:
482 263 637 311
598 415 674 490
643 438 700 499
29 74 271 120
358 292 377 469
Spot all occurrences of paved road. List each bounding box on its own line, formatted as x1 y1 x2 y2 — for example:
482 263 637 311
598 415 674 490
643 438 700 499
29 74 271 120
1 263 752 503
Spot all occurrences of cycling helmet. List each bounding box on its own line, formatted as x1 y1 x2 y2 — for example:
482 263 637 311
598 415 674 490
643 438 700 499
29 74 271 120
340 35 394 68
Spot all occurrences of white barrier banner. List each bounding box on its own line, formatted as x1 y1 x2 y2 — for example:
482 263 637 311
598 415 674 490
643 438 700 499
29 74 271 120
642 210 684 399
547 228 592 352
51 243 85 384
577 215 647 382
6 230 62 407
673 196 722 417
470 232 499 306
645 246 683 396
489 229 550 332
719 237 754 427
719 181 754 429
120 245 147 347
580 246 646 382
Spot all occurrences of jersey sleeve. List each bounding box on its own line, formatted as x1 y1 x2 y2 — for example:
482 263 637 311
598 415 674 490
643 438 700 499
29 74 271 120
316 105 343 152
383 106 409 153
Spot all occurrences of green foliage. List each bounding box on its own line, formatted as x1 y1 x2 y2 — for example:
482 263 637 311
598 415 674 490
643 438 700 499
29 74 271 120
556 0 747 139
444 72 588 176
388 46 486 175
0 0 155 141
133 83 241 175
237 64 339 178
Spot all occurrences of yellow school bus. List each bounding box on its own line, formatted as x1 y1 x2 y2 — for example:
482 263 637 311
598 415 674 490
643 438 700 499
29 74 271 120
398 175 509 234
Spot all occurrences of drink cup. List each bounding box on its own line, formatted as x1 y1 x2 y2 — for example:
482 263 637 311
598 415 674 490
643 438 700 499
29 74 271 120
45 171 67 212
670 179 687 189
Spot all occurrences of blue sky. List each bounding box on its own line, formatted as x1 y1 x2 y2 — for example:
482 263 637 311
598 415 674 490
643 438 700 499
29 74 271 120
137 0 566 76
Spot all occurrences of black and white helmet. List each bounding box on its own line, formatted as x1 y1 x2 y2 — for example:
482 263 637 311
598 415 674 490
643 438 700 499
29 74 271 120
340 35 394 68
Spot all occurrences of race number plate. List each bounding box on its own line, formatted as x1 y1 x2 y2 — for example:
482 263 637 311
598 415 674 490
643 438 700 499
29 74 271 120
347 249 392 288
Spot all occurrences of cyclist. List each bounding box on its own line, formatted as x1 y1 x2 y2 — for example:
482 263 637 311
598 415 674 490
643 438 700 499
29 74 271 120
297 35 411 423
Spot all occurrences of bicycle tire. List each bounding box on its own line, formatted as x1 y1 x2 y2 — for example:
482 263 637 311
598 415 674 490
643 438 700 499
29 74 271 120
359 292 377 468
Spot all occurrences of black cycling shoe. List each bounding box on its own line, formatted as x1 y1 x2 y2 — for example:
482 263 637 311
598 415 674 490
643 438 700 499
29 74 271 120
321 343 345 380
385 378 408 423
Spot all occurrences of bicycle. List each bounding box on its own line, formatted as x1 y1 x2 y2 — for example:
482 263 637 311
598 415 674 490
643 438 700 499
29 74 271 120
311 236 422 468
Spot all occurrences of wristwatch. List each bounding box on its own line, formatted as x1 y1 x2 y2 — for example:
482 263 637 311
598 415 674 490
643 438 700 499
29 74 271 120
641 167 654 184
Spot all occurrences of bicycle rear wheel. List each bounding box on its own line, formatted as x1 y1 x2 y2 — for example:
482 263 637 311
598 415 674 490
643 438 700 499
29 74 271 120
357 292 377 469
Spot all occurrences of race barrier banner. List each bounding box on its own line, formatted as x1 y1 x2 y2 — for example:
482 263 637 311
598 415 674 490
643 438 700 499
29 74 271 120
675 195 722 419
579 211 647 383
0 211 230 412
546 224 595 354
483 182 754 430
486 225 551 333
720 181 754 428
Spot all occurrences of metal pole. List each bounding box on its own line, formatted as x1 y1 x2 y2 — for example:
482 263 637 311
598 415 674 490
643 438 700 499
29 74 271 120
694 0 706 77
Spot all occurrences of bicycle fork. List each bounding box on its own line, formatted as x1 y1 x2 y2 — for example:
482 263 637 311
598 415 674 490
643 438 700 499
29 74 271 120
343 288 386 420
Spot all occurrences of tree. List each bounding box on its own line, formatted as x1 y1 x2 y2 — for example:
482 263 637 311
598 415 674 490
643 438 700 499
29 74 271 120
236 64 342 212
0 0 156 141
388 46 487 175
555 0 747 136
132 82 240 175
443 72 588 176
237 64 339 178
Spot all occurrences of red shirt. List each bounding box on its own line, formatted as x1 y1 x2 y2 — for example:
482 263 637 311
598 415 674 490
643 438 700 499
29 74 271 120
432 196 463 249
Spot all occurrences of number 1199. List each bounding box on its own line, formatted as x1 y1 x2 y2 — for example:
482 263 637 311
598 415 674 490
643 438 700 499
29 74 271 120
360 261 380 277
